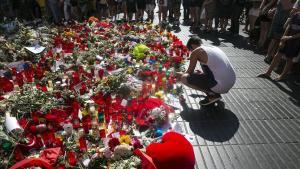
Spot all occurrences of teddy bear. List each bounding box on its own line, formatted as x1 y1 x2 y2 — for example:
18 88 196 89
111 144 134 161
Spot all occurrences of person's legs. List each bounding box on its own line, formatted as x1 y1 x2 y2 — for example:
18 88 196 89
64 3 71 21
259 52 283 77
190 7 195 24
179 73 213 93
177 72 221 105
265 39 280 62
162 6 167 21
275 58 294 81
257 21 270 48
158 6 162 22
214 16 219 30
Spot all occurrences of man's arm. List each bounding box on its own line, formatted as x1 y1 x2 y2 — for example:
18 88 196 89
185 49 207 74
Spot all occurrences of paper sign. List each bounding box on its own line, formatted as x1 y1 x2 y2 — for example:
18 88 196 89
121 99 128 107
111 132 120 138
25 46 45 54
183 134 196 145
5 115 23 132
96 55 103 60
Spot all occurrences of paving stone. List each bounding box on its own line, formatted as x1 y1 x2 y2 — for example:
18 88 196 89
173 21 300 169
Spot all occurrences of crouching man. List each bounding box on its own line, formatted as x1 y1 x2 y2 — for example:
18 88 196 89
176 36 236 105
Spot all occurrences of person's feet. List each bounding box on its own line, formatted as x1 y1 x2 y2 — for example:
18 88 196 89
274 76 286 82
257 73 271 79
200 94 222 106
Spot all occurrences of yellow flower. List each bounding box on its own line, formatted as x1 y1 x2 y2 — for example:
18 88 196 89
155 91 164 99
119 135 131 145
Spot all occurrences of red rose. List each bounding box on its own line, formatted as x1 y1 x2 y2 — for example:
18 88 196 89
108 137 120 151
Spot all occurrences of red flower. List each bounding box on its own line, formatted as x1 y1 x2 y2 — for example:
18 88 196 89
0 77 14 93
67 151 77 166
108 137 120 151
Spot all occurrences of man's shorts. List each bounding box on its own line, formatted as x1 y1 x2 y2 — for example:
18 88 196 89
186 72 218 92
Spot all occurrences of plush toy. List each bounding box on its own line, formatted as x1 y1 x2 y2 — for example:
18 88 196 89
133 44 150 61
137 132 195 169
112 144 134 161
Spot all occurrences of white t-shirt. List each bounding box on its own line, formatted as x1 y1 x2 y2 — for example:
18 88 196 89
201 45 236 94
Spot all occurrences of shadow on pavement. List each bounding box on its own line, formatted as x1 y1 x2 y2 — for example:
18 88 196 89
194 30 254 50
270 76 300 106
180 103 239 142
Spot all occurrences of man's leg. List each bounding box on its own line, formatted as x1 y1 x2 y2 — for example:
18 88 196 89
177 73 221 105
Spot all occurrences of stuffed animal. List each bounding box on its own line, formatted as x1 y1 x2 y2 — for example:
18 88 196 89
112 144 134 161
139 132 195 169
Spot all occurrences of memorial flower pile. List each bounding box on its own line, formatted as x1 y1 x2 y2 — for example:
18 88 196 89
0 17 189 168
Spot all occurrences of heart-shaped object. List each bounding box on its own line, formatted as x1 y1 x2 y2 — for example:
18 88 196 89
146 132 195 169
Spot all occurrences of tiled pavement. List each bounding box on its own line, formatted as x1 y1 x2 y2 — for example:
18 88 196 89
171 23 300 169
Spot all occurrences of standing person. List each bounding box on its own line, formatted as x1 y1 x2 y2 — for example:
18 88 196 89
230 0 245 35
259 11 300 81
167 0 173 22
137 0 146 21
183 0 191 24
190 0 198 30
121 0 127 20
176 36 236 105
78 0 88 20
256 0 277 51
145 0 156 22
47 0 62 24
64 0 72 22
264 0 295 63
217 0 233 33
126 0 137 21
96 0 108 19
158 0 167 23
203 0 216 32
172 0 181 30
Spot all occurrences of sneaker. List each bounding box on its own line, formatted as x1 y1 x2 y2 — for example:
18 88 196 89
200 94 222 106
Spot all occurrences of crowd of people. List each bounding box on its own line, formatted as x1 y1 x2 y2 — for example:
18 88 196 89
0 0 300 83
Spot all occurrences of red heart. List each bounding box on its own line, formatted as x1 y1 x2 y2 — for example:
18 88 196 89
146 132 195 169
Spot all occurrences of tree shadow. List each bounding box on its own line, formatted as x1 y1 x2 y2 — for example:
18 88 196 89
180 102 239 142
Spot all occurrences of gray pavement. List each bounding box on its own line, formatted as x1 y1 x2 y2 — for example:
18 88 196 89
172 24 300 169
